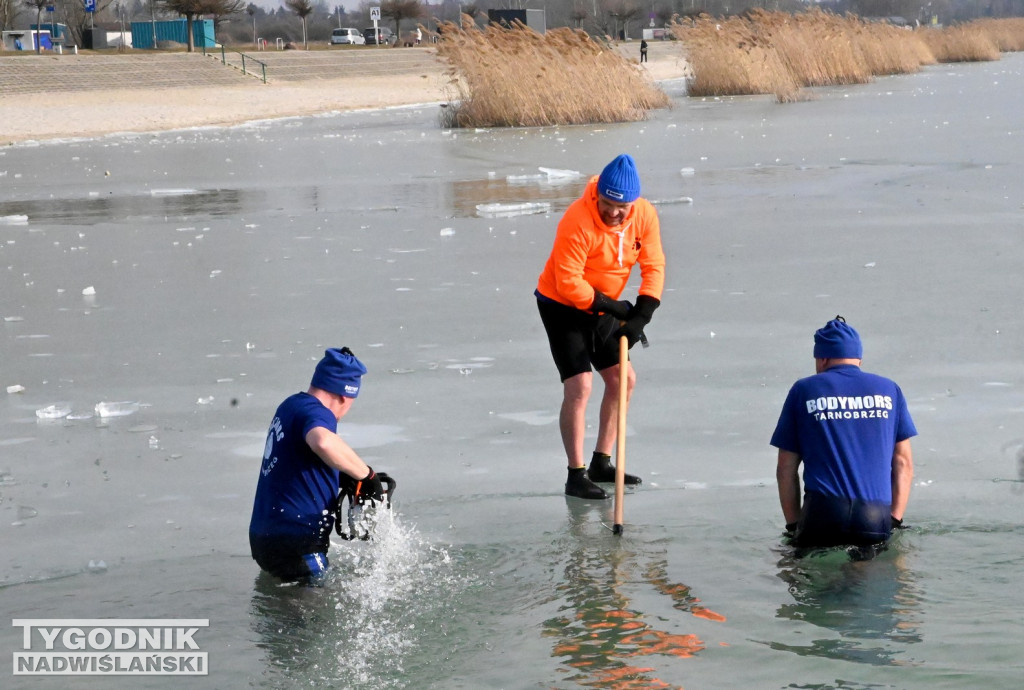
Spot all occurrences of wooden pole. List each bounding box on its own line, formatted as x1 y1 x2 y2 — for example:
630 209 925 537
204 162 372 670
613 335 628 535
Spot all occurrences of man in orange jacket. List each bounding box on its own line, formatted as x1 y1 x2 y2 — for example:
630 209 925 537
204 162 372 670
535 154 666 499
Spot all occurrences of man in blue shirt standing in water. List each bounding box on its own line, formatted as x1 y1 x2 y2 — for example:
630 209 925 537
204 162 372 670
771 317 916 549
249 347 391 583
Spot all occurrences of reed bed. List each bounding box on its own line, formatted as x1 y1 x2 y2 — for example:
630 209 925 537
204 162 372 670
673 11 1024 102
775 10 872 87
435 18 669 128
968 17 1024 52
915 23 1000 62
674 14 802 100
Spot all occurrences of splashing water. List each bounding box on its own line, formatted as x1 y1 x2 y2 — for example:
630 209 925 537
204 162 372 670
324 508 459 686
248 507 463 687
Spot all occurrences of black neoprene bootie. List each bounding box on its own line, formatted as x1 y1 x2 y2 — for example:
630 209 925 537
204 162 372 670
565 467 609 500
587 452 642 485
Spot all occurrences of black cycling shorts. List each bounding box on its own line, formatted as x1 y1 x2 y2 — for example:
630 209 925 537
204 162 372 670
250 534 330 584
793 490 892 548
537 297 623 382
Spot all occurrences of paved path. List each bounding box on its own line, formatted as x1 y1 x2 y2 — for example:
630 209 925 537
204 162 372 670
0 47 446 96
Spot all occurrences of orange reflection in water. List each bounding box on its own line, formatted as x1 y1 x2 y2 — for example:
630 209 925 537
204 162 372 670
546 556 725 690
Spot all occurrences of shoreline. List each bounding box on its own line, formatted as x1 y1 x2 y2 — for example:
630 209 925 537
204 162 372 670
0 42 689 145
0 72 455 146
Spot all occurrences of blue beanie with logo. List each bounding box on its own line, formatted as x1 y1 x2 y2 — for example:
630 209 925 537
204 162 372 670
597 154 641 203
310 347 367 398
813 316 863 359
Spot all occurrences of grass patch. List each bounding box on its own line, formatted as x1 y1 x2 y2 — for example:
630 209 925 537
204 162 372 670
435 17 669 128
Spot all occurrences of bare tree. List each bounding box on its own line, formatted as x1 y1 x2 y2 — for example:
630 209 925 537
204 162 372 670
50 0 123 49
159 0 224 51
1 0 20 32
285 0 313 48
605 0 643 39
246 2 257 44
381 0 421 38
22 0 49 53
569 0 588 28
208 0 245 35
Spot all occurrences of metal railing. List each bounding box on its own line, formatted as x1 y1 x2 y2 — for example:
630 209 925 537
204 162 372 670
201 44 268 84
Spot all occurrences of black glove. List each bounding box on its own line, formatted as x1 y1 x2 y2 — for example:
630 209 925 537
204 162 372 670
891 516 906 530
354 467 384 504
617 295 660 348
590 290 632 321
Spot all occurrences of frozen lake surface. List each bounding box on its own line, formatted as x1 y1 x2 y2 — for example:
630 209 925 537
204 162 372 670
2 54 1023 688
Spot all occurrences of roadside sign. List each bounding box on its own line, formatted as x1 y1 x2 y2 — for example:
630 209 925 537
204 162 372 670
370 6 380 20
84 0 95 11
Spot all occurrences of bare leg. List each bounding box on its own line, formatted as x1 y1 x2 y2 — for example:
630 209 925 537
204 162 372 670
561 371 609 499
594 360 635 456
588 361 642 485
560 372 592 469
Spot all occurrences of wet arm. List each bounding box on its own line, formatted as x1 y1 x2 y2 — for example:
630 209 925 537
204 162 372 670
776 449 802 525
890 438 914 521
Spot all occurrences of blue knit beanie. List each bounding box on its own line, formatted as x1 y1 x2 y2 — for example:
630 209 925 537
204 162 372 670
813 316 863 359
597 154 641 203
310 347 367 398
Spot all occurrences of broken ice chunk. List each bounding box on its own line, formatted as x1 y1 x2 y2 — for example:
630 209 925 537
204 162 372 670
36 404 71 419
475 202 551 218
94 401 139 418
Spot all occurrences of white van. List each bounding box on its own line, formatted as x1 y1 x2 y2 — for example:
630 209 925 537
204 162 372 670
330 28 365 45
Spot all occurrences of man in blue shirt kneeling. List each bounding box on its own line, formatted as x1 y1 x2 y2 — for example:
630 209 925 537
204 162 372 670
249 347 392 583
771 316 916 550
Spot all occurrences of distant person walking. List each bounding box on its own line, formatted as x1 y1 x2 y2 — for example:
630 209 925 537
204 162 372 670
771 316 916 550
640 39 648 63
535 154 666 500
416 27 422 46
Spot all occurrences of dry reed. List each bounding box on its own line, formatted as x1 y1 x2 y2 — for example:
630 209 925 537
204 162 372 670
915 23 1000 62
968 18 1024 52
673 11 1023 102
435 18 669 128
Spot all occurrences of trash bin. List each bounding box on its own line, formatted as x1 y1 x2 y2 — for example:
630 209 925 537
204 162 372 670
82 28 108 49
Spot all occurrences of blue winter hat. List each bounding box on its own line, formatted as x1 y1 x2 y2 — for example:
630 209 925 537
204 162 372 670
597 154 641 203
310 347 367 398
813 316 863 359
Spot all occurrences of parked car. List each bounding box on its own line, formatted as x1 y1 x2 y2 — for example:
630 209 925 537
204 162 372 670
330 28 365 45
363 27 395 45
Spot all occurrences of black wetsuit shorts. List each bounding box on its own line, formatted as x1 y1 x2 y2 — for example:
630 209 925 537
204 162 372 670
537 296 623 381
250 534 330 583
793 490 892 547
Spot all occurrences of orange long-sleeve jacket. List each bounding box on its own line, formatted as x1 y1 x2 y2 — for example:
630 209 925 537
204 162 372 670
536 177 665 310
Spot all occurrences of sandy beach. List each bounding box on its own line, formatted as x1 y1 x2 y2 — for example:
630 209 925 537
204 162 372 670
0 42 689 145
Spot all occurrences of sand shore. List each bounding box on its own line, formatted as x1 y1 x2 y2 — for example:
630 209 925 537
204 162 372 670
0 42 689 145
